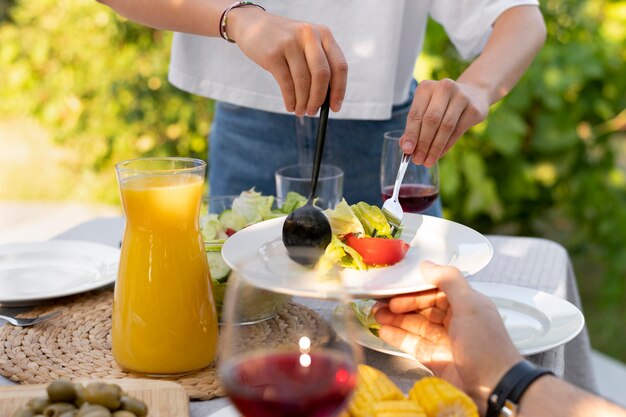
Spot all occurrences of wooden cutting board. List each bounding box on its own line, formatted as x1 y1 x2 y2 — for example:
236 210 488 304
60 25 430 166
0 379 189 417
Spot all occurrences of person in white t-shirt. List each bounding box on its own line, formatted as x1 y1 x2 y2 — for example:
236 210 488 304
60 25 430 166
97 0 546 208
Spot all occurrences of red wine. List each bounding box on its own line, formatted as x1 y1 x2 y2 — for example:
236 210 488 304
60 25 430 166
221 350 357 417
382 184 439 213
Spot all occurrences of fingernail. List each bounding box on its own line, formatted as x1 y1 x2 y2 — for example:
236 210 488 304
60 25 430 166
335 100 343 111
425 157 436 167
402 142 413 153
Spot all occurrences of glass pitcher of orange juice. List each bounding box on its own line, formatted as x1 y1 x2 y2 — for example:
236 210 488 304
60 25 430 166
113 157 218 375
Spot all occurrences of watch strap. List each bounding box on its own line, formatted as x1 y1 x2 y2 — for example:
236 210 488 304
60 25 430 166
486 360 554 417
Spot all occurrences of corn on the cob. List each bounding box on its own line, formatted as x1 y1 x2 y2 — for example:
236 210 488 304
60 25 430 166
408 376 478 417
348 364 405 417
372 400 427 417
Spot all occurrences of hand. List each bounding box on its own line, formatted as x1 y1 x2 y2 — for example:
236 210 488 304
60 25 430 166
227 7 348 117
400 80 490 167
373 261 522 413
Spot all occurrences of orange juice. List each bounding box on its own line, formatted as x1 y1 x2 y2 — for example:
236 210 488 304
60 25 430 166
113 169 218 375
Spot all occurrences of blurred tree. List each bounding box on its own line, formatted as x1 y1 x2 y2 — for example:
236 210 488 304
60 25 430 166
0 0 16 21
0 0 212 203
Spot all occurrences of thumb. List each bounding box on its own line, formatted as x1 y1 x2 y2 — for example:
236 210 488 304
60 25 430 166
420 261 474 308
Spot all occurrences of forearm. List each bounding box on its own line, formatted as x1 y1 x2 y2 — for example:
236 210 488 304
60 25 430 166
516 376 626 417
95 0 236 36
457 5 546 105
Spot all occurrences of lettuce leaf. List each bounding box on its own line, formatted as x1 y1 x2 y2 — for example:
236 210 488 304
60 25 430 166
200 213 228 241
231 188 275 224
317 235 368 277
280 191 307 214
351 201 393 238
323 199 365 237
350 299 381 336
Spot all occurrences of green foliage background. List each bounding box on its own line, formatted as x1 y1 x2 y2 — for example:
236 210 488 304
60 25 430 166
1 0 625 360
424 0 626 362
0 0 211 202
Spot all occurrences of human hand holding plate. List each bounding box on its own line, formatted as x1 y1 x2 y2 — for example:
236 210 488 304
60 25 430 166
336 273 584 358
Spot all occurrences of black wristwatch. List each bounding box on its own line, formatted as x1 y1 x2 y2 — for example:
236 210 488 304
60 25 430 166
486 360 554 417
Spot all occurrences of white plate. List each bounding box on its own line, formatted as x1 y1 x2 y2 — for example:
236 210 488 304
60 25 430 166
222 213 493 298
0 240 119 305
336 282 585 357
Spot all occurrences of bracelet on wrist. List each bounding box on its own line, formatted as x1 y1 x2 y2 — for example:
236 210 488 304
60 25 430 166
219 1 266 43
486 360 554 417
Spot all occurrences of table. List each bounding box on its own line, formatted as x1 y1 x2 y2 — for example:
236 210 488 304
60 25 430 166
0 217 598 417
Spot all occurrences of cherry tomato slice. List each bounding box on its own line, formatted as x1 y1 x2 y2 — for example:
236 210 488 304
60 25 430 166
345 234 409 266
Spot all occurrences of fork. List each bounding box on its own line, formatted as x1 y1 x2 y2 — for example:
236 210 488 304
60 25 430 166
0 310 60 327
382 153 411 235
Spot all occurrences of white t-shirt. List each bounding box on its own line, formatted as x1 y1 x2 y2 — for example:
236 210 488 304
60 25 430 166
168 0 538 120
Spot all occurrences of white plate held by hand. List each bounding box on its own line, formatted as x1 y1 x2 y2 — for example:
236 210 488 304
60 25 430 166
336 282 585 358
222 213 493 298
0 240 119 305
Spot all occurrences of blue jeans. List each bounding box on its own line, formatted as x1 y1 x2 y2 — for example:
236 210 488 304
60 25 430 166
209 81 442 216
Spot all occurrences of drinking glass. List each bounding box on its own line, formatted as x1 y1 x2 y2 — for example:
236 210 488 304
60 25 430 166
219 257 361 417
275 164 344 209
113 157 218 375
380 130 440 213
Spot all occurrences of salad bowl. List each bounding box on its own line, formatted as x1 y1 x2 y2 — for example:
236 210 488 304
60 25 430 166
201 190 306 321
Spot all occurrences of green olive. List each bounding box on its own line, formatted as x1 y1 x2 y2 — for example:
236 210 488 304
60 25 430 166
119 396 147 417
42 403 76 417
70 383 85 407
47 380 77 403
83 383 121 410
111 412 135 417
81 411 110 417
27 398 51 414
79 410 111 417
12 407 35 417
76 404 111 417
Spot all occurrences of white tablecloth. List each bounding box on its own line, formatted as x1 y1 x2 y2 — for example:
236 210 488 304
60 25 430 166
0 217 598 417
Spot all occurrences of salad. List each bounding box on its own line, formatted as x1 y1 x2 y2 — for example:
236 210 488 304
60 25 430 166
320 199 410 270
202 189 412 315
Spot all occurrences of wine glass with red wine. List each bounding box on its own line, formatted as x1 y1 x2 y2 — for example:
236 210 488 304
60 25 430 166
219 261 361 417
380 130 440 213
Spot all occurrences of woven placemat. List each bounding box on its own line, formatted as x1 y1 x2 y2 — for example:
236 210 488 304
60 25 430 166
0 290 331 400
